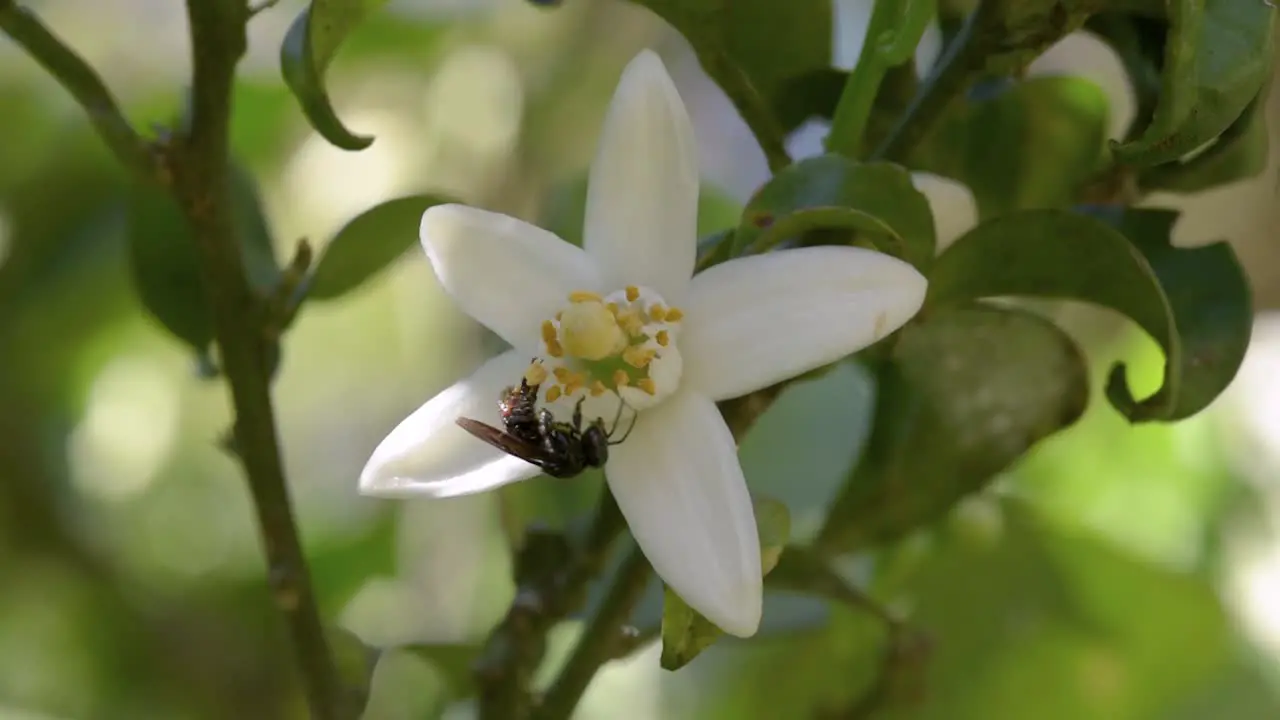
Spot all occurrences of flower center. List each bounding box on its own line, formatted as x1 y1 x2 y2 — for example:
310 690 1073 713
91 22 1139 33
527 285 684 422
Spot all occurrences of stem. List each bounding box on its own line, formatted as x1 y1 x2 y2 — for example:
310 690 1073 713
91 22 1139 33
825 0 933 158
476 490 628 719
535 544 652 720
871 5 989 163
0 0 159 180
177 1 347 717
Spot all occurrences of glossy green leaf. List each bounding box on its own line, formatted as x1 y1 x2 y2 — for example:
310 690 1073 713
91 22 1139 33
912 76 1109 218
126 164 279 353
630 0 831 116
1138 89 1270 193
1084 13 1165 143
816 304 1089 554
280 1 392 151
926 207 1251 422
308 194 452 301
733 155 936 269
660 496 792 671
1112 0 1276 167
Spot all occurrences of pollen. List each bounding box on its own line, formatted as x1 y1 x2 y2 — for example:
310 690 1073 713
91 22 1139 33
665 307 684 322
625 285 640 302
564 376 584 397
613 369 630 387
524 362 548 386
648 304 667 322
569 290 603 303
637 378 657 395
541 320 558 344
553 366 573 383
546 385 562 403
545 339 564 358
589 380 607 397
655 330 669 347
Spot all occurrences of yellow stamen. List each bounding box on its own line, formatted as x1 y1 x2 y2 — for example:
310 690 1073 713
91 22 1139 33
589 380 607 397
637 378 657 395
613 370 630 387
622 346 655 368
655 330 669 347
569 290 603 303
616 310 644 336
546 385 562 403
545 339 564 358
553 366 572 383
625 285 640 302
648 304 667 322
524 363 548 386
555 310 563 321
564 378 584 397
665 307 684 322
541 320 558 344
606 302 619 316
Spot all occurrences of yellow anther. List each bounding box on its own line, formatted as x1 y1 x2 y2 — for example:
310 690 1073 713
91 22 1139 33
541 320 558 344
648 304 667 322
613 370 630 387
564 378 584 397
665 307 684 322
637 378 657 395
625 285 640 302
606 302 619 316
569 290 603 303
616 310 644 336
552 367 570 383
524 363 549 386
655 330 669 347
622 346 655 368
546 385 562 403
589 380 607 397
545 339 564 358
555 310 563 321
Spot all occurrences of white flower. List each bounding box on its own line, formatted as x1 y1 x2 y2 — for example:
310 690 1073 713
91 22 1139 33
359 49 928 637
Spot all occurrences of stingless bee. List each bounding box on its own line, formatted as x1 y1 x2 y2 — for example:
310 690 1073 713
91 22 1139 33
455 376 637 479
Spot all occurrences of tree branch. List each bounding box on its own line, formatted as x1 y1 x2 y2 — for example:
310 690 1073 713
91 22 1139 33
475 489 628 719
173 1 348 717
535 543 652 720
0 0 160 180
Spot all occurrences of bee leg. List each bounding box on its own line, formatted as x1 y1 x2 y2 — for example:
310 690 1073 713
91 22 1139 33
610 404 639 445
571 395 586 432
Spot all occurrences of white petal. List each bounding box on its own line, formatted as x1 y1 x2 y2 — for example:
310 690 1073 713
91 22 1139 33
583 50 698 303
605 390 762 637
360 350 541 499
911 172 977 252
422 204 601 351
682 246 927 401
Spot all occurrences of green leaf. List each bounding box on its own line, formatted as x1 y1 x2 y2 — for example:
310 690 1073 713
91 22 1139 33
1083 13 1165 143
816 304 1089 554
1138 88 1270 193
310 510 398 614
733 155 936 269
327 625 378 715
912 76 1109 218
126 164 279 353
280 1 391 151
660 496 793 670
1112 0 1276 167
630 0 831 119
926 207 1251 422
403 643 481 697
308 194 452 301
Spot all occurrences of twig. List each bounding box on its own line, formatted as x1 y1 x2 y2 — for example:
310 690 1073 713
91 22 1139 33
475 490 628 719
534 543 652 720
174 1 347 717
0 0 160 180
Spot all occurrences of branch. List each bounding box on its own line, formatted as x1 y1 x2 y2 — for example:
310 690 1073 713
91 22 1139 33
475 490 628 719
535 543 652 720
174 1 349 717
0 0 160 180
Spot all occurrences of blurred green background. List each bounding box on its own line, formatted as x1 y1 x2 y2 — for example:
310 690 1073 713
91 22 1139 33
4 1 1280 718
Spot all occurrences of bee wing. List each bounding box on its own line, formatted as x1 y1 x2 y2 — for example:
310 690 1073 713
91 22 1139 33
455 417 549 469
